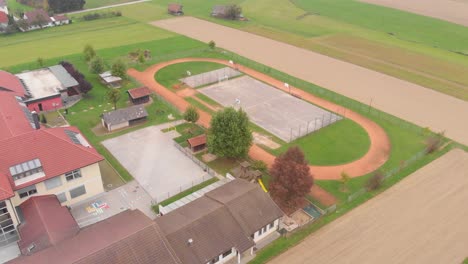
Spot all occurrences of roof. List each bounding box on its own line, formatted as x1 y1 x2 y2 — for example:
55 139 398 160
101 105 148 125
168 3 183 12
127 86 152 99
17 195 79 255
206 179 284 235
0 10 7 24
99 71 122 84
0 126 103 191
48 65 78 88
0 93 35 142
52 14 69 22
187 134 206 147
8 210 181 264
24 9 51 24
0 70 26 96
156 197 254 264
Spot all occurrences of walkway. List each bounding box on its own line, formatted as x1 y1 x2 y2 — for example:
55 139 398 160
152 17 468 146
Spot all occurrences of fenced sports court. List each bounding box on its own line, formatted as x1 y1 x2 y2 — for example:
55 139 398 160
179 67 241 87
200 76 342 142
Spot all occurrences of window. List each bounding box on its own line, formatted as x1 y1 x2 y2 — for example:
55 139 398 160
18 185 37 199
65 170 82 181
9 159 43 181
269 222 274 229
69 185 86 199
0 201 18 246
56 192 67 203
209 255 220 264
222 249 233 258
44 177 62 190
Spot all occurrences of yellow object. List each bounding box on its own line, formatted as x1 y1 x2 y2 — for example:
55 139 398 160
258 179 268 193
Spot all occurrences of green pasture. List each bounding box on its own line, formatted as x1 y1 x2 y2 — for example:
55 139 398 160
84 0 141 9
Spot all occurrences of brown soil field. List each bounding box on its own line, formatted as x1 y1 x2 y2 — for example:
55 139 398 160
361 0 468 27
152 17 468 146
269 149 468 264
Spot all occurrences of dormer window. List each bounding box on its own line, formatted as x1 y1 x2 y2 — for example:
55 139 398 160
9 159 45 186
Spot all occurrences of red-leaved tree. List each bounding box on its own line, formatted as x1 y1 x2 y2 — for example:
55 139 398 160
269 146 314 210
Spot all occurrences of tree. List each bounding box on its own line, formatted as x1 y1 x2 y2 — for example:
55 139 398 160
207 107 252 158
183 106 199 123
83 44 96 62
89 56 105 74
340 171 351 192
208 40 216 50
106 89 121 110
48 0 85 13
60 61 92 95
37 57 45 67
77 78 92 95
225 4 242 20
366 170 384 191
269 147 314 210
111 59 127 79
137 52 145 64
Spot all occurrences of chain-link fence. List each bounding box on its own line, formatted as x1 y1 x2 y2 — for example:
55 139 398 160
173 142 222 179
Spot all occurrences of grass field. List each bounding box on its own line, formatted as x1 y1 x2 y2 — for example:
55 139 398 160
5 0 33 14
84 0 141 9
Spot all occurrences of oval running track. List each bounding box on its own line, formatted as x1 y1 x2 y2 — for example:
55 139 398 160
128 58 391 181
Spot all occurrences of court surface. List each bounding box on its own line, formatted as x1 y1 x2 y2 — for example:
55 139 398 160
199 76 341 142
269 149 468 264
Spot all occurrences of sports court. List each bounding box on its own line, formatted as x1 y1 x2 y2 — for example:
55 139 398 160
199 75 341 142
180 67 241 87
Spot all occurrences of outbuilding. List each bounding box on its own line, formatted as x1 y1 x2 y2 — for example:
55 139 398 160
187 134 207 153
101 105 148 132
168 3 183 16
127 86 152 105
99 71 122 88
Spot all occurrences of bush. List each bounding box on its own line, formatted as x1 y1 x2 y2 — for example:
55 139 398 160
111 59 127 79
89 56 105 74
366 171 384 191
251 160 268 173
81 11 123 21
208 40 216 50
183 106 199 123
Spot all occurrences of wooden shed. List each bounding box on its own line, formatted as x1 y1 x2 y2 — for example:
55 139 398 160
187 134 207 153
127 87 152 105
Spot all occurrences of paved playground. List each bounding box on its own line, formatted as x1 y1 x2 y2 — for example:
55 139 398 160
270 149 468 264
200 75 341 142
102 123 211 202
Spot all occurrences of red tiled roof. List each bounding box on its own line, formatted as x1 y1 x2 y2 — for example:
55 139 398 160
24 9 51 23
0 71 26 96
168 3 183 12
52 14 68 21
0 11 7 24
0 173 14 200
0 93 34 141
187 134 206 147
127 86 152 99
0 126 103 191
17 195 79 255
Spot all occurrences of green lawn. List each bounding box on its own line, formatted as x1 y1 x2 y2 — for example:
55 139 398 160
185 97 214 114
84 0 141 9
269 119 370 166
155 61 226 90
6 0 33 15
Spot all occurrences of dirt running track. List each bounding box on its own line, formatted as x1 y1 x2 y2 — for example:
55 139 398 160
269 148 468 264
128 58 390 182
152 17 468 146
361 0 468 27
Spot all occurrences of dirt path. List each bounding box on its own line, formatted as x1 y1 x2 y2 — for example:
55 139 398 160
152 17 468 146
360 0 468 27
128 58 390 181
269 149 468 264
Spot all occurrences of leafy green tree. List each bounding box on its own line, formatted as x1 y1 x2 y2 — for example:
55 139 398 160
37 57 45 67
183 106 199 123
111 59 127 79
207 107 252 158
106 89 121 110
138 52 146 63
83 44 96 62
225 4 242 20
89 56 105 74
208 40 216 50
340 171 351 192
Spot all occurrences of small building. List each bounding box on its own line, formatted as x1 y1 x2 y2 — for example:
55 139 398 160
168 3 183 16
127 86 152 105
23 9 53 30
15 65 79 112
99 71 122 88
187 134 207 153
51 14 70 26
231 161 263 182
101 105 148 132
0 0 9 15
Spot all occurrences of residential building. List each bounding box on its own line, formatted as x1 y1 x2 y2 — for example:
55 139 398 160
0 78 104 247
13 65 79 112
23 9 53 30
101 105 148 132
51 15 70 26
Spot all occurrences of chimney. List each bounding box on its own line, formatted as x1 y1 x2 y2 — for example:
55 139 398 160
31 111 40 129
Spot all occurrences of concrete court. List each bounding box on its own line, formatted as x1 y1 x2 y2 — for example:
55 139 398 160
102 124 210 202
200 76 341 142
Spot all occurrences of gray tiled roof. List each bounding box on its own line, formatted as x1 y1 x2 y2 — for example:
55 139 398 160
48 65 78 88
101 105 148 125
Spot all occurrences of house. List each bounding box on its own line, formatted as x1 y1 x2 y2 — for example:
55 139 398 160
8 180 283 264
0 0 8 15
15 65 80 112
127 86 152 105
187 134 207 153
101 105 148 132
51 14 70 26
0 78 105 248
168 3 183 16
99 71 122 88
23 9 53 30
0 11 8 30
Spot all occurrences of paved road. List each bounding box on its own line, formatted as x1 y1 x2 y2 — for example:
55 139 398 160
361 0 468 27
64 0 150 15
152 17 468 146
269 149 468 264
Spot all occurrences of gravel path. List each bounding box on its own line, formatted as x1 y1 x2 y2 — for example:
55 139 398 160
269 148 468 264
152 17 468 146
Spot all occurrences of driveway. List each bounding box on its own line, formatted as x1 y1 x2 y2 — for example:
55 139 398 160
102 123 211 203
152 17 468 146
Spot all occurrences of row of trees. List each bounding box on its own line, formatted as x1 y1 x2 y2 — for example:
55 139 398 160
17 0 85 13
60 61 92 95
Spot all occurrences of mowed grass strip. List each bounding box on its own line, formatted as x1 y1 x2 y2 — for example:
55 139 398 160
269 119 370 166
0 17 175 67
84 0 141 9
